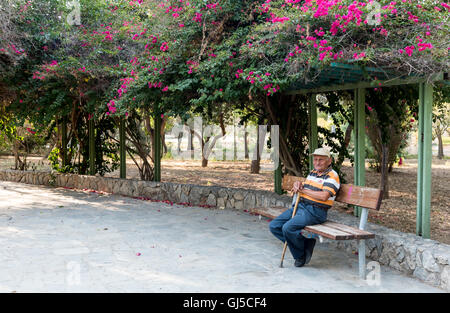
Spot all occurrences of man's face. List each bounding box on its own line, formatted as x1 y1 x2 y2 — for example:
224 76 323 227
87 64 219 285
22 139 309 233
313 155 332 172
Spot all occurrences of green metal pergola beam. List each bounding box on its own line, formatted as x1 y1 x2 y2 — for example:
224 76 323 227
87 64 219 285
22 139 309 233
286 72 444 95
353 88 366 217
329 62 394 74
417 83 433 238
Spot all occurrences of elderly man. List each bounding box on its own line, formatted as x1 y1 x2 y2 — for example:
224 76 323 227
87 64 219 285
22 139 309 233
269 147 340 267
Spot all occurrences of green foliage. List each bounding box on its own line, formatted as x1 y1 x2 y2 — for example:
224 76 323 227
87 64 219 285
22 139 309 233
365 85 418 171
1 0 449 178
48 147 73 173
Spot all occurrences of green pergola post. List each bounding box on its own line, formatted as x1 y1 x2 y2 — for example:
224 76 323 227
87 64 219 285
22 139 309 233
88 118 95 175
417 83 433 238
119 117 126 179
309 94 318 171
153 104 161 182
353 88 366 217
61 117 67 168
416 85 424 235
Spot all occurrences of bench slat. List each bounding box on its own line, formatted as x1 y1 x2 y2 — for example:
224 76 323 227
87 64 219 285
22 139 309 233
282 175 305 191
319 221 375 239
282 175 382 210
335 184 382 211
249 207 375 241
304 223 356 240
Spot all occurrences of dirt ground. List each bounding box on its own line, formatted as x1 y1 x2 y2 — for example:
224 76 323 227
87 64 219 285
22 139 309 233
1 156 449 245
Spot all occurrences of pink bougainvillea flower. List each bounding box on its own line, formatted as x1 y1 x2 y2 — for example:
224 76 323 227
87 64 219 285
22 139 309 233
193 12 202 23
404 45 415 56
160 42 169 52
353 52 366 60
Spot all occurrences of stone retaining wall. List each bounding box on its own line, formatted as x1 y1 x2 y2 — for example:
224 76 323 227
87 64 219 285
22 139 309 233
1 169 449 292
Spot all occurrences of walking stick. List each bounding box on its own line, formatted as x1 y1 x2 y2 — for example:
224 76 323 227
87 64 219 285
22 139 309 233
280 191 301 268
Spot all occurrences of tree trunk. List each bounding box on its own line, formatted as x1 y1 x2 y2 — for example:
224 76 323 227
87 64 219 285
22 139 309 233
140 158 154 181
189 129 195 160
244 124 249 160
177 132 183 154
233 123 237 161
380 142 390 199
336 124 353 165
144 112 154 160
264 95 305 176
201 136 207 167
344 124 353 148
250 158 260 174
161 116 167 155
195 115 226 168
437 131 444 159
250 125 261 174
13 139 20 170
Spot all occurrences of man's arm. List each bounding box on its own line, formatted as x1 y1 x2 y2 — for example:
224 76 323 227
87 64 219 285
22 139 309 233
292 181 330 202
299 188 330 202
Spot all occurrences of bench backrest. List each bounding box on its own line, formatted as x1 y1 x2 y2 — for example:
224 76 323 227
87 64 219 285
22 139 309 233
282 175 383 211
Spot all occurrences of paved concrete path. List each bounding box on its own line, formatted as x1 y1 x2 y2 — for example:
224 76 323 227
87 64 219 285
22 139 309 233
0 181 444 293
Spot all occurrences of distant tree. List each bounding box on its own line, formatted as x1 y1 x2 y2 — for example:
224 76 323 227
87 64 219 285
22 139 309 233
432 87 450 159
365 86 418 199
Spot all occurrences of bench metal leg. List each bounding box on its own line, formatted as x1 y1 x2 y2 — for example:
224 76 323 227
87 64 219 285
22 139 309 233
358 239 366 280
358 208 369 280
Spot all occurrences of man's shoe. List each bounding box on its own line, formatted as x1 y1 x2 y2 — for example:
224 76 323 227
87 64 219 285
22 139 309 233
294 256 306 267
304 238 316 265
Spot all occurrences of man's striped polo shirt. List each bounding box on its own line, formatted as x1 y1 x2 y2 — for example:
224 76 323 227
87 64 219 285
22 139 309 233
300 167 341 210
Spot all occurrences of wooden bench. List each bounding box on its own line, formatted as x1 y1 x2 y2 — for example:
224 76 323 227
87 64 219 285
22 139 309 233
250 175 383 279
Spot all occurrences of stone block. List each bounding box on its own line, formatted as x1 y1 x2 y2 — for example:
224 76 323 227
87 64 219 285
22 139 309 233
440 266 450 291
235 200 244 210
233 191 244 201
217 197 226 209
422 250 440 273
206 193 217 207
243 193 256 209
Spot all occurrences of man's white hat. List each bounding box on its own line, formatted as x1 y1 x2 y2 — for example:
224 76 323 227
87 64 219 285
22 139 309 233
312 147 331 158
